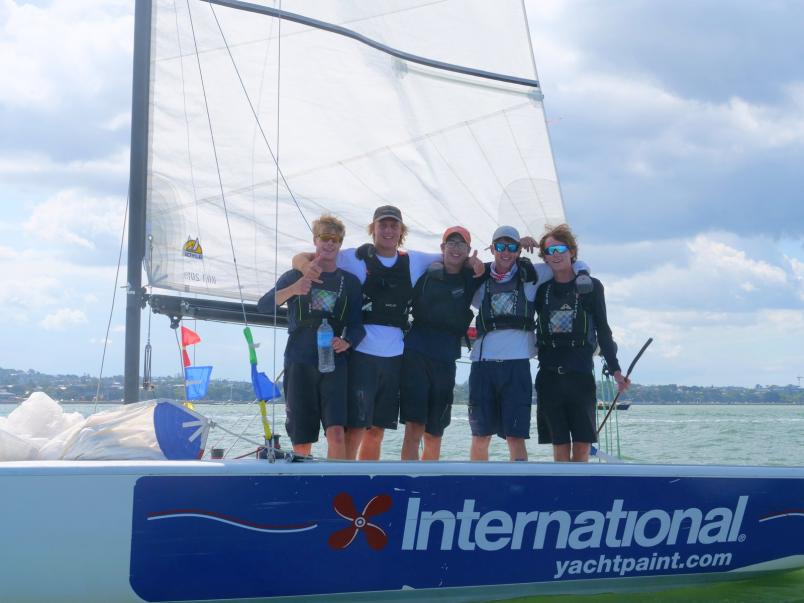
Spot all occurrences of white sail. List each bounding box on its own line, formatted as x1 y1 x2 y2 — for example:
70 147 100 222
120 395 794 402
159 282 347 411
146 0 566 301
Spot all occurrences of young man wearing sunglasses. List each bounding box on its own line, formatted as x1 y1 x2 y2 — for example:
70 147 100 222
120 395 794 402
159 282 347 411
258 214 365 460
469 225 590 461
534 223 629 462
400 226 482 460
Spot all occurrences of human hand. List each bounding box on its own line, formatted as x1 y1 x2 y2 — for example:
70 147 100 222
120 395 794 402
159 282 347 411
302 257 323 284
613 370 630 393
467 250 485 278
332 337 351 353
520 236 537 253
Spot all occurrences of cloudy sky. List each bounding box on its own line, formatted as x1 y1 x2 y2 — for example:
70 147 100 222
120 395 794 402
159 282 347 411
1 0 802 388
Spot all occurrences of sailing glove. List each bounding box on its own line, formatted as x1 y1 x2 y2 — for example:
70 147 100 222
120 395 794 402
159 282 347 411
576 270 593 294
355 243 376 261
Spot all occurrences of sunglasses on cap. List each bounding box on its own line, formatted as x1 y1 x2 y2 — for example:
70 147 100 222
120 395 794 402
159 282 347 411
317 233 343 243
544 244 570 256
493 241 520 253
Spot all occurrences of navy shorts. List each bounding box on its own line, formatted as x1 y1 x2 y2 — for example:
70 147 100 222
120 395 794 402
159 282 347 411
535 369 597 445
399 349 456 437
283 361 347 445
347 351 402 429
468 359 532 439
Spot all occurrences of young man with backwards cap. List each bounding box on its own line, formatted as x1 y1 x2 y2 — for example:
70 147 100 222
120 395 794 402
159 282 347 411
399 226 482 460
295 205 457 459
468 225 590 461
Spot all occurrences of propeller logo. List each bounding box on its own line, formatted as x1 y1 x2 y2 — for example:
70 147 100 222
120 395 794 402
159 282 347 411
328 492 392 550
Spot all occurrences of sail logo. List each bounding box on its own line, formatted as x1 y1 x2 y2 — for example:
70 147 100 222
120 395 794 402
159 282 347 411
401 496 747 552
183 236 203 259
328 492 392 550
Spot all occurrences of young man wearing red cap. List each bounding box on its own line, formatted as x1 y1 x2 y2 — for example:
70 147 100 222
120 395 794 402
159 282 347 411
399 226 482 460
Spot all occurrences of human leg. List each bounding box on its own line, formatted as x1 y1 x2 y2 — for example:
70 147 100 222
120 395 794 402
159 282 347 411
346 351 379 460
320 363 348 460
345 428 363 460
553 443 571 462
359 354 402 460
468 362 498 460
470 435 492 461
399 349 430 460
358 426 385 460
571 442 591 462
506 436 528 461
565 373 598 463
401 422 426 460
499 360 532 459
421 433 442 460
324 425 346 459
421 357 456 459
283 362 322 453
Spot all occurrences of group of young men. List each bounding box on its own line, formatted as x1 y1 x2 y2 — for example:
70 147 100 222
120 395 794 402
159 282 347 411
258 205 629 463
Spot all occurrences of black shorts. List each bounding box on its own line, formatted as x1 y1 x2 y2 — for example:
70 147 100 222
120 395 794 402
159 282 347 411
468 359 532 439
399 349 456 437
347 351 402 429
282 361 347 445
535 369 597 445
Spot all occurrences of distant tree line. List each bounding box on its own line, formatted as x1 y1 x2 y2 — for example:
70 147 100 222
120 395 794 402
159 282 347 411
2 367 803 404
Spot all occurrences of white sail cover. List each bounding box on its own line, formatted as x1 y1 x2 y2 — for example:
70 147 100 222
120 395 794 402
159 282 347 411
146 0 566 300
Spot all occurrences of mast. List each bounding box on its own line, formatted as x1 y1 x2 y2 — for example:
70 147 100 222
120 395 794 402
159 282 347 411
124 0 153 404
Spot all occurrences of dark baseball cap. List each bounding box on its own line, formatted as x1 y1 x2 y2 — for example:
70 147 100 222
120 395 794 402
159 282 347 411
372 205 403 223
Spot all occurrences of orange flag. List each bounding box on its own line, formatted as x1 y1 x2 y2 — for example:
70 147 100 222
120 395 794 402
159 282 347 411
181 326 201 367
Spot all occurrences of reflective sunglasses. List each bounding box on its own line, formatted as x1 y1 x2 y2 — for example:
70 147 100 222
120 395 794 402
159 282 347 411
493 241 520 253
544 244 570 256
317 233 343 243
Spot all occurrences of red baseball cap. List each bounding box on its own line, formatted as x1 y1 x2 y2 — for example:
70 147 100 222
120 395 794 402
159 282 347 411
442 226 471 244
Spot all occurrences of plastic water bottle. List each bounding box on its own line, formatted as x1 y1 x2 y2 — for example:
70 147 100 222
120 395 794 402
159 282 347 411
317 318 335 373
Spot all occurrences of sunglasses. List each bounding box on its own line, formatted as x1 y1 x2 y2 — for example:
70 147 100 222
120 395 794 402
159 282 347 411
493 242 520 253
544 244 570 256
317 233 343 243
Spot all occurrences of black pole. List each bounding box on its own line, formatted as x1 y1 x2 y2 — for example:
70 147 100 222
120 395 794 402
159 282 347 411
597 338 653 435
124 0 153 404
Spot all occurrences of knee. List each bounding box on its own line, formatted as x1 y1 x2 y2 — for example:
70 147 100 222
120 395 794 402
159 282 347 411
326 426 345 444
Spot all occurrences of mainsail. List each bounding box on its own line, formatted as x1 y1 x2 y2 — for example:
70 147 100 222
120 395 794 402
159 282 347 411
145 0 566 302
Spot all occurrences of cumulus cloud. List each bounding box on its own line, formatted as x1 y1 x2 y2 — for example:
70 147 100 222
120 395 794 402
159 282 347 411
39 308 88 330
0 0 132 110
526 0 804 242
0 243 122 323
23 188 126 250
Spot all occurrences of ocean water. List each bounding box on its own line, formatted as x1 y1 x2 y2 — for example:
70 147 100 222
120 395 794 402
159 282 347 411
3 402 804 601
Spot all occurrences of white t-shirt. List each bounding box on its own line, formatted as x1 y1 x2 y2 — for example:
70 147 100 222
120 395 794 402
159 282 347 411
338 248 441 357
469 260 589 361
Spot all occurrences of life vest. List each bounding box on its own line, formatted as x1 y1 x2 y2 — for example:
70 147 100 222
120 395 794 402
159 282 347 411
536 281 597 349
293 270 347 335
410 263 475 337
476 270 535 336
361 252 413 329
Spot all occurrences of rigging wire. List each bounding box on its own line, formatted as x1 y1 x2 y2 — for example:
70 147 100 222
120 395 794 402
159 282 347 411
94 194 129 414
208 3 311 233
185 0 250 326
270 0 284 448
207 1 295 455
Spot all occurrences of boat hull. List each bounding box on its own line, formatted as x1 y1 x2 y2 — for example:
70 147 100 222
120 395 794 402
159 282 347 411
2 460 803 602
